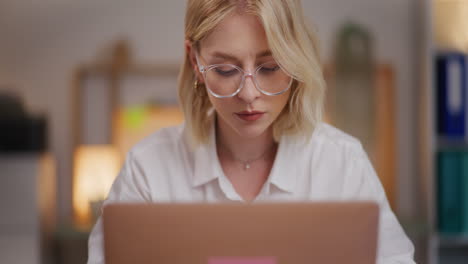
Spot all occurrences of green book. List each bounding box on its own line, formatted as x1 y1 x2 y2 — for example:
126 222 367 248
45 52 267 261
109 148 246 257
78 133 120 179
437 151 463 234
462 152 468 234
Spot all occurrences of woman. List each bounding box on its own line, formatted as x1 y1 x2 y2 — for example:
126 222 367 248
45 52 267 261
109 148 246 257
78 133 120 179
88 0 415 263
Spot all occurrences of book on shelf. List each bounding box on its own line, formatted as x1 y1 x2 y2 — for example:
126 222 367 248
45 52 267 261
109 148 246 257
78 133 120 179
436 53 466 140
437 150 468 234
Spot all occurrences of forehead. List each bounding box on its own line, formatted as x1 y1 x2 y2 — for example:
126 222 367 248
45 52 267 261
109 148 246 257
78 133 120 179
199 12 269 58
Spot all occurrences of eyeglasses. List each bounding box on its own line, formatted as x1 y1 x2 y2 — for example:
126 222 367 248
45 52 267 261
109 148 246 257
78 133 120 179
195 53 293 98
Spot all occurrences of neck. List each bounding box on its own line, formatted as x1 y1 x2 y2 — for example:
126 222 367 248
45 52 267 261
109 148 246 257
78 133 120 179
215 118 276 162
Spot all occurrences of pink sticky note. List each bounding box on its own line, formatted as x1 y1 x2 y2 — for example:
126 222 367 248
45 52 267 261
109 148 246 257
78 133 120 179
208 257 277 264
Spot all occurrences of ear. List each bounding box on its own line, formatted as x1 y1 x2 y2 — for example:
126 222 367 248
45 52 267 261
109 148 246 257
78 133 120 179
185 40 204 84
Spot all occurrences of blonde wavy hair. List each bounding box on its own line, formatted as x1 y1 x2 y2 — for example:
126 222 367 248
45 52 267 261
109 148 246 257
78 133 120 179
178 0 325 145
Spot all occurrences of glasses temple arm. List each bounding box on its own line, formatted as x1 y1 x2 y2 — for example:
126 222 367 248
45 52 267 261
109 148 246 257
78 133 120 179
194 52 205 73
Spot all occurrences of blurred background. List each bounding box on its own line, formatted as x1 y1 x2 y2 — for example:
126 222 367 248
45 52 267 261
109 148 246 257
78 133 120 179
0 0 465 263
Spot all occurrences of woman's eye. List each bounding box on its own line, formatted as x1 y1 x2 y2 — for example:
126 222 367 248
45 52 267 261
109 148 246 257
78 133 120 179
259 65 280 73
214 67 238 77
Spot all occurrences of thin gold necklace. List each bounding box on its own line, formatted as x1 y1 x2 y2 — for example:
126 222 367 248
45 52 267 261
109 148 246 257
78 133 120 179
223 143 276 170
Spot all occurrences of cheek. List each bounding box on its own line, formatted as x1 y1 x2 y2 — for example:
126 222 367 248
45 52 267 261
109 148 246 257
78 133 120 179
272 92 291 113
207 95 234 115
207 94 219 109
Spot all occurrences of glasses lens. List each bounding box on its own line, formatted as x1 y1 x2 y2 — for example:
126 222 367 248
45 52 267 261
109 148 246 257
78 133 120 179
205 65 242 97
255 62 291 94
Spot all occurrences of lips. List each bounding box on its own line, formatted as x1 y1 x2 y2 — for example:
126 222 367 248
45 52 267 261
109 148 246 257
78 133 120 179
235 111 265 121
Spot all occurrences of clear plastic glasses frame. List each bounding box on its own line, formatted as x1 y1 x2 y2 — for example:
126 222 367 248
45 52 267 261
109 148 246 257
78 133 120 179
195 53 293 98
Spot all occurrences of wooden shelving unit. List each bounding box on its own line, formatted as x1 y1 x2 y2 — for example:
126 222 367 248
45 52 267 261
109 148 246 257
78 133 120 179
422 0 468 263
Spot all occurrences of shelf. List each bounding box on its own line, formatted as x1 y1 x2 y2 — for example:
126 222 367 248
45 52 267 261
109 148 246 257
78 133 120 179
437 137 468 150
437 234 468 248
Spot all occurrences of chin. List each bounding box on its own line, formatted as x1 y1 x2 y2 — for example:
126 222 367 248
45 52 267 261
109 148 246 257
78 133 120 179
232 120 272 139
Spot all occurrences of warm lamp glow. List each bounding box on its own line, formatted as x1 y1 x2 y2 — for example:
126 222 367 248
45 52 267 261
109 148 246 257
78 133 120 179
435 0 468 52
73 145 120 227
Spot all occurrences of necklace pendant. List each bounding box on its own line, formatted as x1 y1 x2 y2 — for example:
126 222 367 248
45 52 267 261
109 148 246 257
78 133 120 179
244 163 250 170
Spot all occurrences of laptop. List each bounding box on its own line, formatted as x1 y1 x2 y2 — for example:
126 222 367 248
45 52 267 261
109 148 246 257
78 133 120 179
103 202 379 264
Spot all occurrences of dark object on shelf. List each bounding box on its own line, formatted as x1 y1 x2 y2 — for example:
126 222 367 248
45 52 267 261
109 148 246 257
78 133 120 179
0 92 47 152
53 226 89 264
0 92 26 118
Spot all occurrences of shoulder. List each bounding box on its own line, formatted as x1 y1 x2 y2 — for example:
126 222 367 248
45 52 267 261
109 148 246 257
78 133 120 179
285 123 381 200
309 122 366 158
311 123 384 199
282 122 369 172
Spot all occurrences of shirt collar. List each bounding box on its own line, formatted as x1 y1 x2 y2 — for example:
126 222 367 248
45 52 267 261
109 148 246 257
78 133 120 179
191 120 300 194
267 134 300 193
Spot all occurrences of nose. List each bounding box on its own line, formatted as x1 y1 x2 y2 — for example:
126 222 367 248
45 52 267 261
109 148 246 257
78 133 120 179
237 73 261 104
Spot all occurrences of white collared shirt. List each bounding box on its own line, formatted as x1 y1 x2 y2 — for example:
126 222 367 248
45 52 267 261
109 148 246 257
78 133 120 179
87 122 415 264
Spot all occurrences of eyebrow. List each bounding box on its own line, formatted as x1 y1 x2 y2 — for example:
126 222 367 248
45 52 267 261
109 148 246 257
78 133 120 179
209 50 273 63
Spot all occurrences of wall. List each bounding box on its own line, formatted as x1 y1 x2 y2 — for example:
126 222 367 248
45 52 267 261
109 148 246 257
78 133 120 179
0 0 420 223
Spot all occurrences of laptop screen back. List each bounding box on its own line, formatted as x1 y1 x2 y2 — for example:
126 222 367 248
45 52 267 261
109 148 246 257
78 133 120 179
103 202 378 264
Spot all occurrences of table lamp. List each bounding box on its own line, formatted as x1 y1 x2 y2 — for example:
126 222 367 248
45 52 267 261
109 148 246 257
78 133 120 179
73 145 120 228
